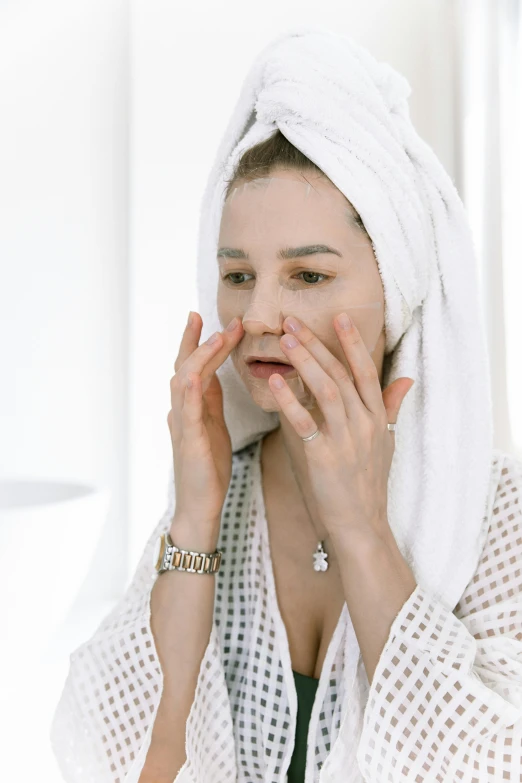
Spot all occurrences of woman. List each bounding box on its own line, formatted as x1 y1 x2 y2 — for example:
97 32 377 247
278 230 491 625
50 28 522 783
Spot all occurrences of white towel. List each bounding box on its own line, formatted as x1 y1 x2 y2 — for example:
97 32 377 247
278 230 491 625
195 25 495 612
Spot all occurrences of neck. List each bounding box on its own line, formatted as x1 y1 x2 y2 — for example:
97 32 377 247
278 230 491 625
267 412 331 543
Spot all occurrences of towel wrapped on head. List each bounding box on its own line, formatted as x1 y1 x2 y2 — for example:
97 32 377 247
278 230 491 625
195 25 495 611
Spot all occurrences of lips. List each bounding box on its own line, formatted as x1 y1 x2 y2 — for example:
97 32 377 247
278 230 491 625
247 360 297 379
246 356 291 365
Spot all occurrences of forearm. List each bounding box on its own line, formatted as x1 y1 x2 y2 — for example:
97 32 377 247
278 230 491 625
331 524 417 686
139 514 220 783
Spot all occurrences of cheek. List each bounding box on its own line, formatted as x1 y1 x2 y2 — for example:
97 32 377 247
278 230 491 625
217 291 236 328
303 322 354 380
301 319 345 361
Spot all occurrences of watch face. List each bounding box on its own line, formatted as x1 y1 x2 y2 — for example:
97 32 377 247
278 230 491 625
153 535 164 571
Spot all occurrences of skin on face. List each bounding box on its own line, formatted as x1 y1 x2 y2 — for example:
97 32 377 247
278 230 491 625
217 167 386 414
217 167 388 549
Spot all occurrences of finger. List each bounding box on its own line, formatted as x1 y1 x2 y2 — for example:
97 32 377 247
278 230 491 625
170 312 227 436
267 372 321 442
279 332 347 432
283 316 363 418
174 313 243 388
333 313 383 415
181 372 207 445
174 311 202 372
171 327 224 419
196 317 244 391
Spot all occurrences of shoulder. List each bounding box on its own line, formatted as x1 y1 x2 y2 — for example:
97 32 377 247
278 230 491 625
490 447 522 506
486 447 522 548
455 447 522 622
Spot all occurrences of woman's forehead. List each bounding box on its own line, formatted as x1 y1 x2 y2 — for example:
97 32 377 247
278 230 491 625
219 176 371 268
222 175 356 224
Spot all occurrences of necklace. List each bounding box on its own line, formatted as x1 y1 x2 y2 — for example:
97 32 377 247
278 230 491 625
282 440 329 572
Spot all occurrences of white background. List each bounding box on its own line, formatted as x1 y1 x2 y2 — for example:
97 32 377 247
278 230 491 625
0 1 520 779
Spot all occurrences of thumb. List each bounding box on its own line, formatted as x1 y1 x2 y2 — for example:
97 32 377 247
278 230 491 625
382 378 415 423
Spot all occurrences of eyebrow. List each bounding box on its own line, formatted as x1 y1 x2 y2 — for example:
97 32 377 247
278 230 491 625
217 244 342 261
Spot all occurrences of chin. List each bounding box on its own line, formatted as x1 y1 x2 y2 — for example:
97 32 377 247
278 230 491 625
231 355 318 412
246 383 317 413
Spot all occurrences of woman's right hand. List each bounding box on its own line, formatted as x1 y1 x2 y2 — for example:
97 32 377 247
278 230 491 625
167 311 244 532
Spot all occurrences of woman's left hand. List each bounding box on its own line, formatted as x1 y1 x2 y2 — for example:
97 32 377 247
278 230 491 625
269 313 415 542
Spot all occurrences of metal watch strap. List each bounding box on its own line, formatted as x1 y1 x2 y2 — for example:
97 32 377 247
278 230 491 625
156 531 222 575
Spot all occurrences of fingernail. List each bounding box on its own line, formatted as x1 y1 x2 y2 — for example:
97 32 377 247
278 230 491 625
282 334 298 349
226 316 238 332
187 311 194 327
206 332 219 345
285 316 300 332
338 312 352 330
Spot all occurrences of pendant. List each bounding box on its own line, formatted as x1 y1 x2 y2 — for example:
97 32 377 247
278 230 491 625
313 541 329 572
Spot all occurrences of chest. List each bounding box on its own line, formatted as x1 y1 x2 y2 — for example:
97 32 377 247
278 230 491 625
262 473 346 681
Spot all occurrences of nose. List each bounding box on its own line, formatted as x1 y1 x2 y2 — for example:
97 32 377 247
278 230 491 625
241 274 287 333
242 302 285 334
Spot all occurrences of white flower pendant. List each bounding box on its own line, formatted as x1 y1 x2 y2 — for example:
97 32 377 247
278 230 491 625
313 541 329 572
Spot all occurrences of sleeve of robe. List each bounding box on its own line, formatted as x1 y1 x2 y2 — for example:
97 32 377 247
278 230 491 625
49 467 238 783
355 451 522 782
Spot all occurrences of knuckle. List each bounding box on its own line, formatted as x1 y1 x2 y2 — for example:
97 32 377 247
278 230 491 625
321 381 340 403
300 352 314 365
348 330 363 346
206 332 222 347
332 365 350 384
299 332 314 348
296 415 312 433
360 365 379 381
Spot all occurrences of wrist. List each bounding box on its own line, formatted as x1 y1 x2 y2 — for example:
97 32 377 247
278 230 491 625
169 513 221 553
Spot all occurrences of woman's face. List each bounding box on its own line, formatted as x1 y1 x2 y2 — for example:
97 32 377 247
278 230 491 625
217 168 386 413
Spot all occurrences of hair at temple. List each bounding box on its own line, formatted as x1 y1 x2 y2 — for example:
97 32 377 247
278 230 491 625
222 128 369 237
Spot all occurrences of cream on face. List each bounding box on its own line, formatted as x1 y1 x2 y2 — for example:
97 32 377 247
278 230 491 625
217 171 386 413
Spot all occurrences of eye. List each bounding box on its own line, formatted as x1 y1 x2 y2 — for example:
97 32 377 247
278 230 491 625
222 272 254 285
297 271 330 285
222 271 331 285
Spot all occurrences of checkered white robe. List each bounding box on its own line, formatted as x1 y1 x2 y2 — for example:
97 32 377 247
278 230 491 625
50 439 522 782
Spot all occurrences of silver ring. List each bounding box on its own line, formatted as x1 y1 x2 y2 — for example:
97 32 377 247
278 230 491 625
303 424 395 441
301 429 321 442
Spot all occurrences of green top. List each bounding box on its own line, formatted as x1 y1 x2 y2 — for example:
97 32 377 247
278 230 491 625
287 669 320 783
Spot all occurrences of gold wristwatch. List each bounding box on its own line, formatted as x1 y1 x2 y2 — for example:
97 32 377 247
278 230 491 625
153 531 222 575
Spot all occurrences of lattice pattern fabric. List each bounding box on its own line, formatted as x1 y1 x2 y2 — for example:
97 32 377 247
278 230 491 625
50 440 522 782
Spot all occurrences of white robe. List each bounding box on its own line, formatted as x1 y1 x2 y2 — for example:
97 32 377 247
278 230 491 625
50 440 522 782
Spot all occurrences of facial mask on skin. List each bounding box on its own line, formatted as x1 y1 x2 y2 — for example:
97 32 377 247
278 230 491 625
218 177 385 405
